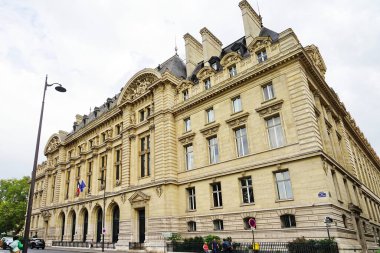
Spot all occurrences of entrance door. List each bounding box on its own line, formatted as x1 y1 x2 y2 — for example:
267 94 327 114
61 215 65 241
97 209 103 243
138 209 145 243
71 213 76 242
83 211 88 242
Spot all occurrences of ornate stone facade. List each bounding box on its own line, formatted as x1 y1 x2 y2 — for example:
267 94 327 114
30 1 380 252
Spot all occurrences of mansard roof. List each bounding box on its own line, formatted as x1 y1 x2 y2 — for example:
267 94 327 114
156 54 186 79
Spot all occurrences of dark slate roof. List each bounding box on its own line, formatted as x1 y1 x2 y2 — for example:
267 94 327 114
156 54 187 79
259 26 279 42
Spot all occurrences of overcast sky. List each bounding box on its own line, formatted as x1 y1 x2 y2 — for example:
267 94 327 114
1 0 379 180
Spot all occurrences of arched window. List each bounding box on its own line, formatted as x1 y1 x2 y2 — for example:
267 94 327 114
112 206 120 243
83 210 88 242
187 221 196 232
96 209 103 243
280 214 296 228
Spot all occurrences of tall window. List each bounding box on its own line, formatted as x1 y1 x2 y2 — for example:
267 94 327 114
332 170 342 200
280 214 296 228
266 116 285 148
140 136 151 177
235 127 249 157
100 156 107 190
213 219 224 230
187 187 196 211
275 171 293 200
184 117 191 132
115 149 121 182
229 65 237 77
139 109 145 122
102 133 106 142
65 170 70 199
204 78 211 90
188 221 197 232
263 83 274 101
206 108 215 123
185 144 194 170
211 62 218 71
183 89 189 101
232 96 242 113
116 124 121 135
240 177 254 203
208 137 219 164
51 175 56 203
87 161 92 193
257 50 267 63
212 182 223 207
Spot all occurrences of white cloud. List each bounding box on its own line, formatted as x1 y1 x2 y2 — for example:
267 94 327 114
0 0 379 179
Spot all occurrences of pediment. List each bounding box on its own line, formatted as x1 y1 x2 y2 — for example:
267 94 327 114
118 69 161 105
220 52 242 68
176 80 193 93
44 134 62 155
196 66 216 81
304 45 327 77
128 191 150 204
247 36 272 53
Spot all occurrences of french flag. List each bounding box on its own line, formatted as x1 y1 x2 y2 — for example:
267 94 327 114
76 180 86 196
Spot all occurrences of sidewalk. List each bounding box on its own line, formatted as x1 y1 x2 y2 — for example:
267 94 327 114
47 246 129 252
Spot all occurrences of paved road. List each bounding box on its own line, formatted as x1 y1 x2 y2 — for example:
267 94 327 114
0 249 103 253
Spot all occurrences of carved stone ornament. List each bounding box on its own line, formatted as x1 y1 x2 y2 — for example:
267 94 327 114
177 80 193 93
247 37 272 54
220 52 242 68
115 179 121 186
255 99 284 117
123 74 157 101
305 45 327 76
128 191 150 205
196 66 216 81
41 210 51 221
121 193 127 203
200 123 220 137
46 136 60 153
178 132 196 145
156 185 163 198
225 112 250 127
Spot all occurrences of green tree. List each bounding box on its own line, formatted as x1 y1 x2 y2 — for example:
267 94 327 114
0 176 30 235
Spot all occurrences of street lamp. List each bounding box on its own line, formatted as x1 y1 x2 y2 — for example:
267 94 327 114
23 75 66 253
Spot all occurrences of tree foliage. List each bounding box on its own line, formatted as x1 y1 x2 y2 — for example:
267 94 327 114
0 176 30 235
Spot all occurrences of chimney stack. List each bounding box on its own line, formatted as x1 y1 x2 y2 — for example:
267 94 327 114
200 27 222 66
183 33 203 78
239 0 262 45
75 114 83 124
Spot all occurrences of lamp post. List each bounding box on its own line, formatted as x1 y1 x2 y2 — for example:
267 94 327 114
98 174 106 252
23 75 66 253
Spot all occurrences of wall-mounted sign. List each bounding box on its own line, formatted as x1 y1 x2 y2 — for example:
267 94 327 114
318 191 327 198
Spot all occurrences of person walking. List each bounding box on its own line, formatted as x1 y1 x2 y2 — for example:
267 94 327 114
203 242 209 253
212 239 219 253
8 236 21 253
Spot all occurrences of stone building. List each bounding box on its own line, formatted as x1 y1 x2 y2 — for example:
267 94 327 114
30 1 380 252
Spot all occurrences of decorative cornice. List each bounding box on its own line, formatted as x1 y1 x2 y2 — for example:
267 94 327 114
200 123 220 137
225 112 250 127
255 99 284 117
178 132 196 145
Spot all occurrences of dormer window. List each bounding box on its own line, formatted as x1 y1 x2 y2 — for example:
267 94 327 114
257 50 267 63
183 89 189 101
204 78 211 90
211 62 218 71
229 65 237 77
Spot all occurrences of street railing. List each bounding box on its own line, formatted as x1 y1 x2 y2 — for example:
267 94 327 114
52 241 115 249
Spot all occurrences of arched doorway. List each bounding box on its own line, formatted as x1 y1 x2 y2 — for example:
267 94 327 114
70 212 76 242
60 213 65 241
83 210 88 242
96 208 103 243
112 206 120 243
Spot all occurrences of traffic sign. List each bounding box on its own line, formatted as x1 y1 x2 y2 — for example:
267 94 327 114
248 218 256 229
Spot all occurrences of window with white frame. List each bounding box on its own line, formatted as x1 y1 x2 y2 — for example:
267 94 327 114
187 187 196 211
206 108 215 123
185 144 194 170
212 182 223 207
263 83 274 101
235 127 249 157
183 89 189 101
275 170 293 200
208 136 219 164
204 78 211 90
232 96 242 113
213 219 224 230
240 177 254 203
280 214 296 228
229 65 237 77
140 136 151 177
187 221 197 232
257 50 267 63
266 116 285 148
184 117 191 132
211 62 218 71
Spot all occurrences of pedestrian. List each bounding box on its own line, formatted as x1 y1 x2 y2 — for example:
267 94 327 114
9 236 21 253
212 239 219 253
203 242 209 253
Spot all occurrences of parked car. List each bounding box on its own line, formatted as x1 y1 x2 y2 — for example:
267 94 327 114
29 238 45 249
1 237 13 249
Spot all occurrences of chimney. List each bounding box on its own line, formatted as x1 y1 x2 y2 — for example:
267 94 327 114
75 114 83 124
239 0 262 45
200 27 222 67
183 33 203 78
